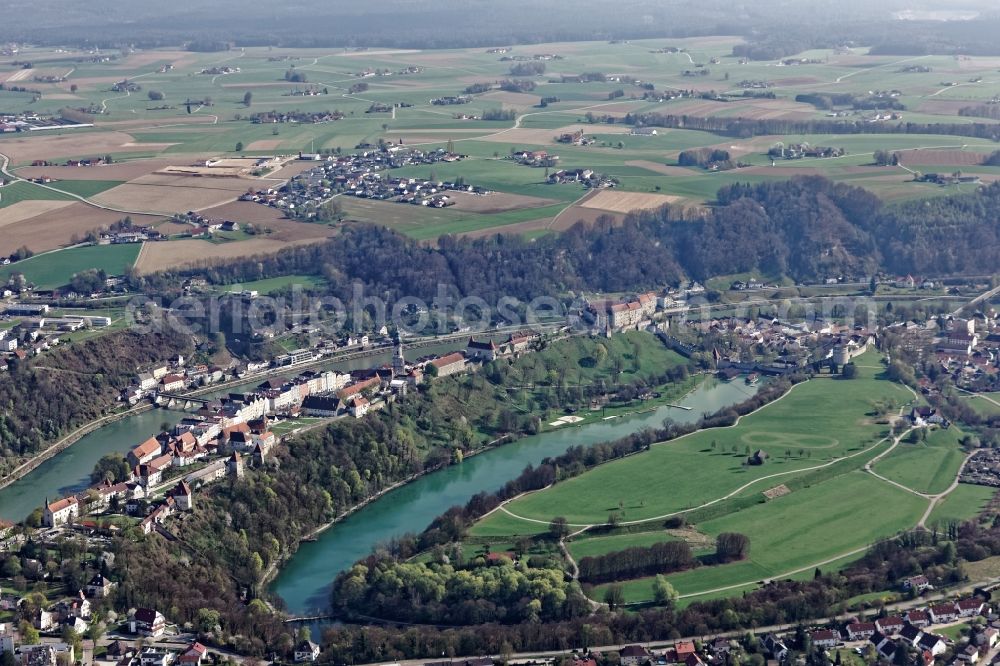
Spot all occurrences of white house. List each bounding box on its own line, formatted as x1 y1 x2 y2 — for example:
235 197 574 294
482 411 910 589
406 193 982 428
294 641 321 663
810 630 839 649
928 604 959 624
131 608 166 637
619 645 651 666
846 623 876 641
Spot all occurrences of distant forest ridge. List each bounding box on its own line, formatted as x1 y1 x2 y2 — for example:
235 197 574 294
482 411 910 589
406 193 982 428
0 0 999 56
142 177 1000 303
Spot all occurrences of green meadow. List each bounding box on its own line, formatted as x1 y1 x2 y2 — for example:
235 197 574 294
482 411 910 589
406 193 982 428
504 357 908 525
0 244 141 289
467 353 997 605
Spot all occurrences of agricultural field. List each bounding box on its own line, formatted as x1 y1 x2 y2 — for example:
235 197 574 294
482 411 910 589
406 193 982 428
216 274 328 294
1 38 1000 265
0 243 141 289
468 354 991 605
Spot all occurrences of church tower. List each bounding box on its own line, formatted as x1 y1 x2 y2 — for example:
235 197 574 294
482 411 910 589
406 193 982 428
392 341 406 376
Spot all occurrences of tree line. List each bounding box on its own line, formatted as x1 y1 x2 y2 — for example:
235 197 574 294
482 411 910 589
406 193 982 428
585 111 1000 142
577 540 696 584
132 177 1000 311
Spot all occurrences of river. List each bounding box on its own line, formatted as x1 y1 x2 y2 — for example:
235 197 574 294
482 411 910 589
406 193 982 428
0 339 762 627
270 376 762 619
0 339 471 522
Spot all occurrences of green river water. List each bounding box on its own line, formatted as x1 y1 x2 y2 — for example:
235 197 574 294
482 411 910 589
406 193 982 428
0 344 761 627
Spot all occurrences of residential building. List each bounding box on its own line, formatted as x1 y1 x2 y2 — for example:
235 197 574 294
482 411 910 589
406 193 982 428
619 645 650 666
184 460 227 488
0 623 13 657
85 574 115 598
301 394 341 417
760 634 788 661
846 622 877 641
899 624 923 645
130 608 166 637
466 337 499 362
810 629 839 648
348 396 370 418
905 610 930 628
19 644 57 666
957 598 986 617
178 643 207 666
33 609 55 631
168 481 194 511
917 633 947 656
294 641 321 663
140 648 172 666
903 575 932 593
137 372 157 391
928 604 958 624
957 645 980 664
674 641 697 662
876 616 905 635
128 437 162 467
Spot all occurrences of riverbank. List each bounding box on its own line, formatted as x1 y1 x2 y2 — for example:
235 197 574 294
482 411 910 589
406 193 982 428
0 325 546 499
0 401 154 492
269 375 758 617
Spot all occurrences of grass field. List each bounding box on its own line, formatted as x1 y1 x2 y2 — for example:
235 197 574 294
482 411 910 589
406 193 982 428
0 244 141 289
963 394 1000 418
873 427 967 495
45 180 125 198
466 352 983 605
592 473 927 603
0 181 74 208
218 274 328 295
566 531 689 561
502 356 908 525
927 484 996 527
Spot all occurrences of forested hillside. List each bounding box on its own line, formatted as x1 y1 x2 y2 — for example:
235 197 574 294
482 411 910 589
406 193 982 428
0 329 192 474
141 177 1000 303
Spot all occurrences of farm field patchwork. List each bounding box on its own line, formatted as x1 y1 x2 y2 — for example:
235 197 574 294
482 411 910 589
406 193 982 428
4 39 1000 261
0 203 164 256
